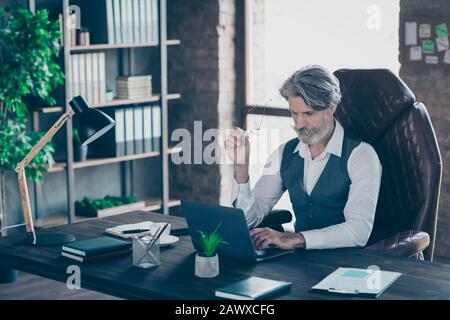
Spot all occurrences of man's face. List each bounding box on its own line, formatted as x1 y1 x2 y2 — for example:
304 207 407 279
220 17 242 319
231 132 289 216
288 96 335 145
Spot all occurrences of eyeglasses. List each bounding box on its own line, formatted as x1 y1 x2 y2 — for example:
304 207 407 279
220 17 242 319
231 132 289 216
242 98 271 136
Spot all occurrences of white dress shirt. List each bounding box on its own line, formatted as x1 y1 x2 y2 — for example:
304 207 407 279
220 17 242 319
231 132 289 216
231 120 382 250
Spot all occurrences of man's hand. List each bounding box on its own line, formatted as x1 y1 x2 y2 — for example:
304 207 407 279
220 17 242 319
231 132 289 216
225 128 250 184
250 227 306 250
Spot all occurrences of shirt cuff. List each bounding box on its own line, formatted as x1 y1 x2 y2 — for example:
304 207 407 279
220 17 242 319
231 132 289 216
301 230 325 250
231 178 252 206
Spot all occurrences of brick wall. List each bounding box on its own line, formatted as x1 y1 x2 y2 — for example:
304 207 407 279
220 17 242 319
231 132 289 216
400 0 450 259
167 0 238 205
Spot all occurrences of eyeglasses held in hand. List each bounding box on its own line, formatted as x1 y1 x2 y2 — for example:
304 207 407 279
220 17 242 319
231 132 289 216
242 98 272 137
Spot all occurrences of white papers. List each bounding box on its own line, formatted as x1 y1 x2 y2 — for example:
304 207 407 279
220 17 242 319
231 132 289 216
425 55 439 64
409 46 422 61
105 221 169 239
436 37 449 52
312 268 401 297
405 22 417 45
444 50 450 64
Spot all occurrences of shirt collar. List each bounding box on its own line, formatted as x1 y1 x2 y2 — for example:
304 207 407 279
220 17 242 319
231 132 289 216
293 119 344 158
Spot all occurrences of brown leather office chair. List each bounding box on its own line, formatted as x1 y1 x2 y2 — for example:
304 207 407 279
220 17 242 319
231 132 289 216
334 69 442 261
260 69 442 261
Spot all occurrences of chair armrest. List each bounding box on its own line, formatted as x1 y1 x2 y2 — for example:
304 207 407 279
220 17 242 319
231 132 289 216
257 210 293 232
365 230 430 259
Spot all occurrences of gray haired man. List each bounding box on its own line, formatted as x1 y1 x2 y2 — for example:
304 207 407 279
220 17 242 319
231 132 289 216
225 65 382 251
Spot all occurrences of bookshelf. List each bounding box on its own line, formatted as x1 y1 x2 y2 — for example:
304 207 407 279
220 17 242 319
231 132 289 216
28 0 178 224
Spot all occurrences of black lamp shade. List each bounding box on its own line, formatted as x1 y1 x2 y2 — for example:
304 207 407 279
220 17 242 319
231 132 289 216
69 96 115 146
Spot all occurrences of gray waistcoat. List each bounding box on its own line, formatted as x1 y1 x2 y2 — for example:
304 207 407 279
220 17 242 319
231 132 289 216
280 133 361 232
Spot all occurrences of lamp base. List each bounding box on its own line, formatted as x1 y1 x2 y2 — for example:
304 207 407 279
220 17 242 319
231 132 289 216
24 231 76 246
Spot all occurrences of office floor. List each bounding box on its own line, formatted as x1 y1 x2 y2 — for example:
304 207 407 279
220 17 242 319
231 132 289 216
0 272 121 300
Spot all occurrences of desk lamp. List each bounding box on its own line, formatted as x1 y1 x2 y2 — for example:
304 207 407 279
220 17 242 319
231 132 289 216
15 96 115 246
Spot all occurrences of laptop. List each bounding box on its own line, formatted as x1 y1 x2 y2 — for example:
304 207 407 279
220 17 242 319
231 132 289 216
181 200 293 262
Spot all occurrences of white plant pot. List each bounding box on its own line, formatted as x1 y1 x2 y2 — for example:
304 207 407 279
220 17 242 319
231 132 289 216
195 253 219 278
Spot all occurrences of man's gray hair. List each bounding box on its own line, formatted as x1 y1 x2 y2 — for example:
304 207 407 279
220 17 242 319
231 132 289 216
279 65 342 111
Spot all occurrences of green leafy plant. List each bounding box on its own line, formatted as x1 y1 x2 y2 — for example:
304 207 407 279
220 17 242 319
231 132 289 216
0 5 64 117
0 118 55 182
0 4 63 181
0 5 63 234
197 223 227 257
75 195 138 212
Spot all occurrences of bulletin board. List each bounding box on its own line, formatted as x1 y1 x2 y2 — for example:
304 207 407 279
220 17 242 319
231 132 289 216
400 17 450 68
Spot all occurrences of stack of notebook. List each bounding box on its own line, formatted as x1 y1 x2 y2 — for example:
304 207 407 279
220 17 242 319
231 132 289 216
116 75 152 99
61 236 131 263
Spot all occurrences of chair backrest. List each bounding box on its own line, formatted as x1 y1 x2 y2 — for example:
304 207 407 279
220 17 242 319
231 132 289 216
333 69 442 260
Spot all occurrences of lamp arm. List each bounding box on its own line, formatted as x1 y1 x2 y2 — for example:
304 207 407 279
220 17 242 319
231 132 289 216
15 108 74 173
14 108 74 239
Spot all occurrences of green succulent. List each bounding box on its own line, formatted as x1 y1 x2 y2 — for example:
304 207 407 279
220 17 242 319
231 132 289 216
197 222 227 257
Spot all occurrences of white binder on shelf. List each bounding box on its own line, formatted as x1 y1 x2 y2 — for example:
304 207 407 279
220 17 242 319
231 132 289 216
151 104 161 152
120 0 129 43
113 0 122 44
98 52 106 103
126 0 134 43
85 53 93 105
78 54 87 99
115 108 125 156
132 0 141 43
92 53 99 105
145 0 152 42
151 0 158 43
106 0 115 44
133 106 144 154
139 0 147 43
71 55 80 99
124 107 135 155
143 105 153 152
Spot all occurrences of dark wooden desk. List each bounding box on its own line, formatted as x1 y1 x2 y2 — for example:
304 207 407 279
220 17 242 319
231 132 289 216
1 211 449 299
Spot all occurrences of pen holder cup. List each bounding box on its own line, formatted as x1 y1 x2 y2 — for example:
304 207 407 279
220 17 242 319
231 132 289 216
132 235 160 269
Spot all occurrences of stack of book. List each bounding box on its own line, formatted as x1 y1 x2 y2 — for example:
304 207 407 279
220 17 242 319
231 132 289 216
116 75 153 99
61 236 131 263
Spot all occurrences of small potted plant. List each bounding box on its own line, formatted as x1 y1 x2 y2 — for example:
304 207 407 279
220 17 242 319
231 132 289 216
73 128 87 162
195 223 226 278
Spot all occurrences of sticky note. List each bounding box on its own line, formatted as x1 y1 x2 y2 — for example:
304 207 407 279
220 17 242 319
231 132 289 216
422 40 435 54
436 37 449 52
419 24 431 38
409 46 422 61
405 22 417 45
444 50 450 64
435 23 448 38
342 270 368 278
425 56 438 64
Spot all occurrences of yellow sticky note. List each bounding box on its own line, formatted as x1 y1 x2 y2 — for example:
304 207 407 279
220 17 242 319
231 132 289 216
419 24 431 38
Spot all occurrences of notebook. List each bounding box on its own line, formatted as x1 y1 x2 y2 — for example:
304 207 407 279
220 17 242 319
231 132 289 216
61 236 131 257
61 248 131 263
312 267 402 298
105 221 167 239
215 276 292 300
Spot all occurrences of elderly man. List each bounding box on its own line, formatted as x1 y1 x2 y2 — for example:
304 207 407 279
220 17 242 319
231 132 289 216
225 65 382 251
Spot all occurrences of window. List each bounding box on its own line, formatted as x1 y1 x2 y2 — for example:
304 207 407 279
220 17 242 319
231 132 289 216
243 0 400 218
247 0 401 107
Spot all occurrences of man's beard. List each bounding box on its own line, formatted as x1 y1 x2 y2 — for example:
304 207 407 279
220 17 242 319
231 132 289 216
293 117 333 145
